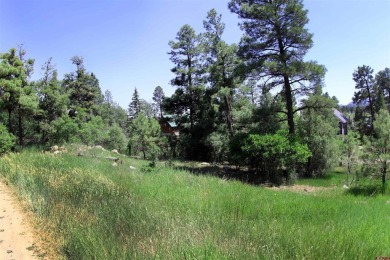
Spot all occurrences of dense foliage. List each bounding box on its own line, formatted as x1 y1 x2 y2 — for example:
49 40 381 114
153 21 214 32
128 114 165 160
1 0 388 187
0 123 15 155
242 132 311 184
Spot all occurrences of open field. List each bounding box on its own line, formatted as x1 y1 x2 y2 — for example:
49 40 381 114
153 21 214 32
0 147 389 259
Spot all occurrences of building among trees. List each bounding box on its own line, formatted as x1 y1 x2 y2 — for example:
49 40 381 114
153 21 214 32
333 108 348 135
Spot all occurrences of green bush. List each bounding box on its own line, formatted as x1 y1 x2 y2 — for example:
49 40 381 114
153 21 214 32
228 132 249 167
79 116 106 146
103 124 127 152
241 132 311 185
128 114 163 160
0 123 15 155
51 115 79 144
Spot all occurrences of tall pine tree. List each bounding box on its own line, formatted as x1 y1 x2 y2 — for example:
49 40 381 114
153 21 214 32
203 9 241 136
168 24 205 130
352 65 376 134
229 0 326 135
62 56 103 119
128 87 141 119
152 86 165 118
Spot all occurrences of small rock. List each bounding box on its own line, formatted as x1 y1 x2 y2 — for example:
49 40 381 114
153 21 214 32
50 145 59 152
112 162 118 167
129 166 137 170
7 249 13 254
343 185 349 189
200 162 210 166
53 150 60 155
112 149 119 154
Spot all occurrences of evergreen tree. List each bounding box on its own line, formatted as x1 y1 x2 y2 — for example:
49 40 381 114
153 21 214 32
0 49 24 133
152 86 165 118
128 113 163 160
203 9 241 136
375 68 390 106
140 99 154 118
361 109 390 192
128 88 141 119
62 56 103 119
252 92 284 134
99 90 128 130
342 131 361 184
352 65 376 134
168 24 205 130
229 0 326 135
0 48 38 144
35 58 68 144
297 89 340 177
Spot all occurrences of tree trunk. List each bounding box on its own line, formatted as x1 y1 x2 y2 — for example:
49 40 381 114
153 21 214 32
276 25 295 135
284 76 295 135
7 108 12 134
224 95 234 136
18 111 24 145
366 82 375 133
41 131 46 145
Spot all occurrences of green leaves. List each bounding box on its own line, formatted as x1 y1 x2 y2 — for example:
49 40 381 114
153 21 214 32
0 123 15 155
239 131 311 184
128 88 141 119
129 114 164 160
62 56 103 117
229 0 325 134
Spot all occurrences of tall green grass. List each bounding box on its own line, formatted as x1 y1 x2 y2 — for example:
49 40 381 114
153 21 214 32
0 148 389 259
295 167 348 187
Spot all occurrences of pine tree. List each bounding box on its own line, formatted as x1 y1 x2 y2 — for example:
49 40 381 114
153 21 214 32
128 88 141 119
229 0 326 135
203 9 240 136
168 24 205 130
0 47 38 144
62 56 103 119
375 68 390 106
152 86 165 118
352 65 376 134
35 58 68 144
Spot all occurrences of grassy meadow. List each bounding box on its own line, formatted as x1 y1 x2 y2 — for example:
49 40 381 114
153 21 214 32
0 146 389 259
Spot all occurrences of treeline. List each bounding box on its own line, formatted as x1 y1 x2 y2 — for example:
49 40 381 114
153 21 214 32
1 0 389 187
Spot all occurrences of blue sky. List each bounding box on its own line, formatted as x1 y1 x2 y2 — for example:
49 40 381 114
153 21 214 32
1 0 389 108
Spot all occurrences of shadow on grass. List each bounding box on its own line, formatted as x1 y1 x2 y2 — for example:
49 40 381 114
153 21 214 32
173 165 265 186
346 183 387 196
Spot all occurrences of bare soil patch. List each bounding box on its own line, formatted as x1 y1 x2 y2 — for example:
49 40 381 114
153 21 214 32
266 184 334 193
0 180 60 259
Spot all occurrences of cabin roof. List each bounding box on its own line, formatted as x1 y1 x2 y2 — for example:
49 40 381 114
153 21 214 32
333 108 348 124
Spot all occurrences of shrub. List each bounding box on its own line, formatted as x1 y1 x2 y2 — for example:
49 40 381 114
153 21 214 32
241 132 311 185
79 116 106 146
103 124 127 152
0 123 15 155
128 114 163 160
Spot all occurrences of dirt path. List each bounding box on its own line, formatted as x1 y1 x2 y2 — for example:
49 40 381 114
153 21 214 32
0 180 45 260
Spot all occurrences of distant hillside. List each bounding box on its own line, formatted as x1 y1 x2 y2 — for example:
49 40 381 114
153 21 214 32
344 99 369 108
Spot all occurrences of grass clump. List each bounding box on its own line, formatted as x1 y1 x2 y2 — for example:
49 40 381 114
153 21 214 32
0 147 389 259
